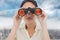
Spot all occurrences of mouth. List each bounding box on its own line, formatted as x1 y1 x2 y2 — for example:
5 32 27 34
26 17 33 20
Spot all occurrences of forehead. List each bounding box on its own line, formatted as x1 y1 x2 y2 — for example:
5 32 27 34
21 2 35 8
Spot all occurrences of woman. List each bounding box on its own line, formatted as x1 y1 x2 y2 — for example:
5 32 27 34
7 0 50 40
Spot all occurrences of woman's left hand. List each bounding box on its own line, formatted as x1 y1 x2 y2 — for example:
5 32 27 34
38 10 50 40
38 10 47 24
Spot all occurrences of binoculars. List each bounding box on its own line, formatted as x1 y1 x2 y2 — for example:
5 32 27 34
18 7 42 16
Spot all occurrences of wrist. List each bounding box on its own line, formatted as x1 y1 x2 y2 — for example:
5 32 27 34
40 21 47 28
14 22 20 27
40 21 46 24
11 24 19 32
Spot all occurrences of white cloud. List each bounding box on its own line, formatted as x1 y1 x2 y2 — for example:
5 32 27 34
47 19 60 30
0 17 13 29
38 0 60 17
0 17 60 30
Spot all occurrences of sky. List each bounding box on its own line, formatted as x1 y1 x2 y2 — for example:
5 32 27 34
0 0 60 29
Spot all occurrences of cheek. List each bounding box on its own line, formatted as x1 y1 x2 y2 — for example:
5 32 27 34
23 16 26 20
24 15 27 19
32 14 36 19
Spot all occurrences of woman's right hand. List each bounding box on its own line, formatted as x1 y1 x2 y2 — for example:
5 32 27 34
13 12 22 29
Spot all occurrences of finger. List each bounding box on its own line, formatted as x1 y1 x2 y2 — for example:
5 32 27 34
42 10 48 17
42 10 48 20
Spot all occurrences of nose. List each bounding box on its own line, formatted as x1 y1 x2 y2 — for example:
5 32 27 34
28 11 30 13
27 11 32 15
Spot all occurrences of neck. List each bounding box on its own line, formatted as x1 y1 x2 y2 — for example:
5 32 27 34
25 22 36 30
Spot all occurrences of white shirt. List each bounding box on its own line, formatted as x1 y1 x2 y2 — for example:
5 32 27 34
16 17 44 40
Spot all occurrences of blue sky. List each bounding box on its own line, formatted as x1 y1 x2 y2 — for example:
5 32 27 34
0 0 23 10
